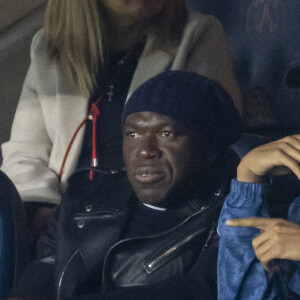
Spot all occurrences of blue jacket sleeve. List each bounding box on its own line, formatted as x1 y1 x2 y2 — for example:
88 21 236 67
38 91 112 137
287 196 300 296
217 179 280 300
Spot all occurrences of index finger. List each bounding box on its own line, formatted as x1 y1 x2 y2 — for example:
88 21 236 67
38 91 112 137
226 217 274 230
291 134 300 142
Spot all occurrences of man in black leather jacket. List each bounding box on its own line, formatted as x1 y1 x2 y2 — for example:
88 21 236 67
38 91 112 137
12 71 241 300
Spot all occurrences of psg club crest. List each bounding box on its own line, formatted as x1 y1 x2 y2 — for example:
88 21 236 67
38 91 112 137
247 0 284 40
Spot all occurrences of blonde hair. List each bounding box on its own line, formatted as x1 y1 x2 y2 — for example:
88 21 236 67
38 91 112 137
44 0 187 96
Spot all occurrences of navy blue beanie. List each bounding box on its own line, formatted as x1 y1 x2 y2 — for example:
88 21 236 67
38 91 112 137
122 71 242 158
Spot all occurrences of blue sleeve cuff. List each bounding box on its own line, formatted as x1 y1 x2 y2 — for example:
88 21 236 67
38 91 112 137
218 179 269 237
227 179 268 208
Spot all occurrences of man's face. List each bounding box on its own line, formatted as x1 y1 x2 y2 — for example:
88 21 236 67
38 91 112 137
123 112 199 205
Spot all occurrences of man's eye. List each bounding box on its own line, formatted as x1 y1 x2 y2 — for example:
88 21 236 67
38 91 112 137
126 131 140 138
159 131 175 138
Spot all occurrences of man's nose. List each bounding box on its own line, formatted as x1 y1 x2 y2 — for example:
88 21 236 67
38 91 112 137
137 136 161 159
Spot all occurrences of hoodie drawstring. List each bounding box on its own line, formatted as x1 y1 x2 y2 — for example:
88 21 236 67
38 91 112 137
58 97 101 182
89 101 100 180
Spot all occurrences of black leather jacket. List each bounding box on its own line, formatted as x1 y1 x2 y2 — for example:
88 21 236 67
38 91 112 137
19 151 238 300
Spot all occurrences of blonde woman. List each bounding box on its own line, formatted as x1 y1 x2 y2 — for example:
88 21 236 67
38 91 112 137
1 0 242 220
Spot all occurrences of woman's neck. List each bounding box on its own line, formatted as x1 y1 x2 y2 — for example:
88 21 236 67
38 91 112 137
105 13 149 52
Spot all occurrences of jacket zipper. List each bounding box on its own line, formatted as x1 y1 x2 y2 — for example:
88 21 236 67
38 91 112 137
101 205 210 290
145 221 217 273
57 249 81 300
146 228 205 272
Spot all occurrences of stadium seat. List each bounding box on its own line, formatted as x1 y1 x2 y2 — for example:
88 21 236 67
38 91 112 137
231 133 270 158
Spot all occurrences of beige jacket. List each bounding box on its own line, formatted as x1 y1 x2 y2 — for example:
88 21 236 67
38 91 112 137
1 12 242 204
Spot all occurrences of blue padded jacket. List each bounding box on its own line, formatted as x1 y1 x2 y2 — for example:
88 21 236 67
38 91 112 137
217 179 300 300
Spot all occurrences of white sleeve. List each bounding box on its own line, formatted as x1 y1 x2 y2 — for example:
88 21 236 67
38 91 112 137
1 30 61 205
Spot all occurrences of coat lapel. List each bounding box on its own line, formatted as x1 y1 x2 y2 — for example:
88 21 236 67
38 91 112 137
127 34 175 100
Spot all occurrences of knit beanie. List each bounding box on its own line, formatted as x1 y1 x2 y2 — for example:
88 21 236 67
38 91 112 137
122 71 242 158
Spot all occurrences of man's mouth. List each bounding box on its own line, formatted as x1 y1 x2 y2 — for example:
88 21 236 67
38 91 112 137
134 168 165 184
